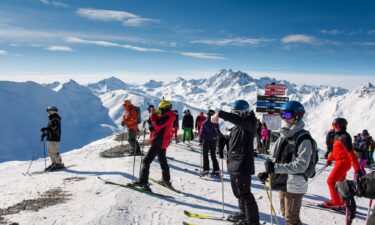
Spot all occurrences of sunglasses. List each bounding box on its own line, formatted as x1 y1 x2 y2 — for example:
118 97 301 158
280 111 295 120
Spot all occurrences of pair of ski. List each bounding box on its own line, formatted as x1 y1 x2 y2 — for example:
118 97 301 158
183 210 267 224
98 176 186 198
302 201 367 217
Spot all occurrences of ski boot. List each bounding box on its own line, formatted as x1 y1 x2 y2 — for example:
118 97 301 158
227 212 246 222
132 182 151 192
211 171 221 178
46 163 65 171
199 171 210 177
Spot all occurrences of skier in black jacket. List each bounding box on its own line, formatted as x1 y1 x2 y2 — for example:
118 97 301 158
212 100 260 225
40 106 64 171
182 110 194 143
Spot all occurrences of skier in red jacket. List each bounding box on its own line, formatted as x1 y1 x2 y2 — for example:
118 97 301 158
320 118 361 209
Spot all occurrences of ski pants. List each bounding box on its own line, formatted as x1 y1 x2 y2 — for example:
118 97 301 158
279 191 303 225
139 146 170 184
128 129 141 153
182 128 192 142
202 141 220 172
354 158 367 179
47 141 62 164
230 174 260 224
327 163 351 206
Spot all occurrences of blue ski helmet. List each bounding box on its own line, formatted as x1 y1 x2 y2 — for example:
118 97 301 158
280 101 305 120
231 100 250 112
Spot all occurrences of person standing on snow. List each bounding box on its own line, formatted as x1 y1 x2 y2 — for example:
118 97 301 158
355 129 370 178
182 109 194 143
195 112 207 140
122 100 142 155
211 100 260 225
171 110 179 143
321 118 361 209
199 110 220 177
258 101 313 225
260 122 269 153
135 100 176 190
41 106 64 171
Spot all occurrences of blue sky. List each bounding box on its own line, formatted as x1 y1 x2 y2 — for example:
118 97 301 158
0 0 374 88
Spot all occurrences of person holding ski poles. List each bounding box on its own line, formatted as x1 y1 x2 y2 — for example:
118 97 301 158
40 106 64 171
258 101 314 225
199 110 220 177
211 99 260 225
320 118 361 209
122 100 142 156
135 100 176 191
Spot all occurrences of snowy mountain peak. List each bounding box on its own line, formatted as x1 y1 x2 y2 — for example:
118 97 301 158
87 76 130 94
354 82 375 96
207 69 254 87
143 79 163 88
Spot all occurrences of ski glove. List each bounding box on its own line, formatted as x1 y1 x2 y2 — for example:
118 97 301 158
325 160 332 167
264 159 275 173
257 172 268 183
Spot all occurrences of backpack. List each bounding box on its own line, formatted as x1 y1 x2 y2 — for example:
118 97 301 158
132 106 142 124
287 129 319 179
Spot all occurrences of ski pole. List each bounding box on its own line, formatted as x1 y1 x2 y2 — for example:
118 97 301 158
139 129 146 173
221 155 224 218
308 165 327 184
132 129 137 182
269 174 273 225
120 125 126 155
263 182 280 225
43 139 47 170
366 199 373 224
25 141 42 174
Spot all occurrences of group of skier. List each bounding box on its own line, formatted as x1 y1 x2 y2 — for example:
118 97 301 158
39 97 375 225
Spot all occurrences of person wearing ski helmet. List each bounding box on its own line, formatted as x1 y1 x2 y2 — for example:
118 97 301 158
40 106 64 171
322 118 361 208
258 101 314 225
122 100 142 155
136 100 176 190
355 129 370 178
211 100 260 225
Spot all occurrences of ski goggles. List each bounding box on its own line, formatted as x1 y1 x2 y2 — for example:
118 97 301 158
280 111 295 120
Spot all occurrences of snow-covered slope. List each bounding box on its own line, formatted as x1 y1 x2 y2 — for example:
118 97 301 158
0 137 371 225
0 80 116 162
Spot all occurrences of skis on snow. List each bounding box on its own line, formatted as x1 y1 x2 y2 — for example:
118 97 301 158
183 210 267 224
149 177 187 195
97 177 174 199
302 201 367 217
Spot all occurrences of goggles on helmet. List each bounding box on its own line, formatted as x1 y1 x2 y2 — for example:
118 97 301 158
280 111 295 120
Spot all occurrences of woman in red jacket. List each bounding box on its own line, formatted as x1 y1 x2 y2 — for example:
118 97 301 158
320 118 361 209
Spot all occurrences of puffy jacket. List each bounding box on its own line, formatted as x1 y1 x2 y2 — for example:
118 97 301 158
328 131 360 171
199 116 219 142
218 110 257 176
122 104 138 131
261 127 269 141
357 136 370 160
195 113 207 130
42 113 61 142
150 110 176 149
182 114 194 129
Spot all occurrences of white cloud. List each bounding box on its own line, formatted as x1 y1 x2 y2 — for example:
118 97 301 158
320 29 345 35
76 8 159 27
180 52 225 60
191 37 274 46
122 18 159 27
281 34 315 44
0 50 7 55
45 46 73 52
66 37 164 52
39 0 69 8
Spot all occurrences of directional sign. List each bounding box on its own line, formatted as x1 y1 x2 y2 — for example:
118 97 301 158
265 90 285 96
265 84 286 90
256 107 281 113
256 101 285 108
257 95 289 102
265 87 286 92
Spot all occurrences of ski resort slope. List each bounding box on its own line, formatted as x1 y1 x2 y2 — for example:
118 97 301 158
0 136 370 225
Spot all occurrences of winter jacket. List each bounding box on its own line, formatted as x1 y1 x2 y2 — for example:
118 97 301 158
173 113 179 128
357 136 370 160
261 127 269 142
199 116 219 142
150 110 176 149
195 113 207 130
325 129 335 152
218 110 257 176
328 131 360 171
122 104 139 131
271 121 312 194
182 114 194 129
41 113 61 142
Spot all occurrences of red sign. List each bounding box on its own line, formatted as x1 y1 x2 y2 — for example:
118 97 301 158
265 90 285 96
265 84 286 90
265 88 286 92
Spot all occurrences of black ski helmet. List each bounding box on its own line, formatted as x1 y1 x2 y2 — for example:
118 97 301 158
332 118 347 131
46 106 58 112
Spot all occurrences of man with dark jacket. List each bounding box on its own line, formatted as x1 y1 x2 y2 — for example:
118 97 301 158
182 109 194 143
324 129 335 158
212 100 259 225
136 100 176 190
41 106 64 171
199 110 220 176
